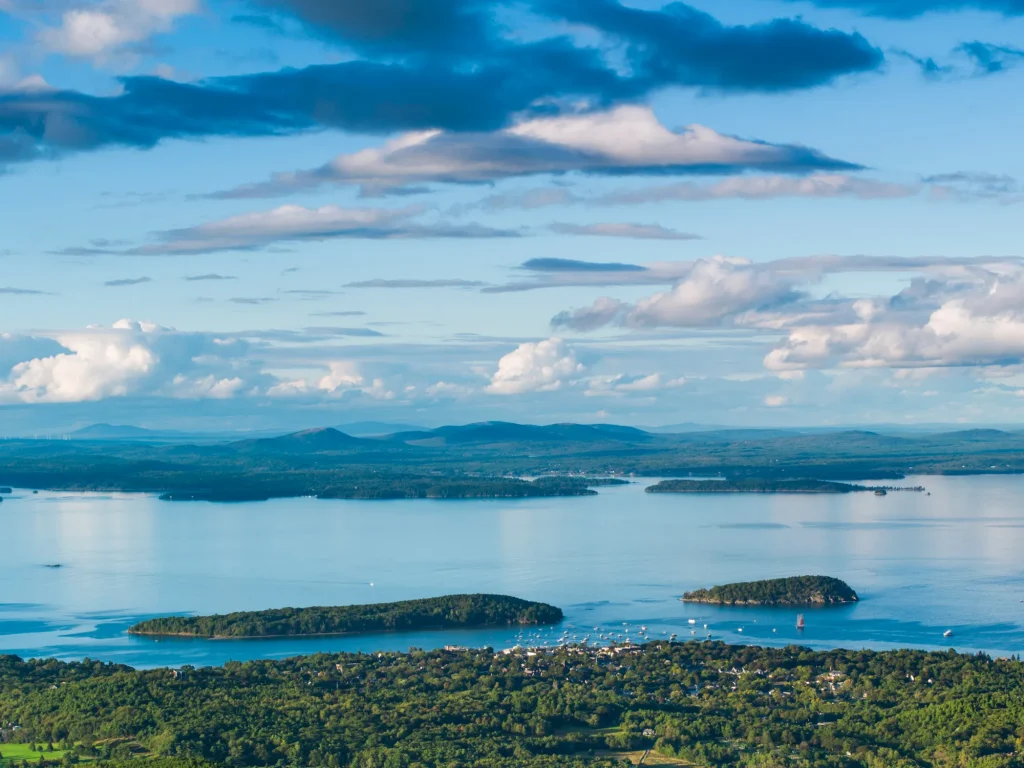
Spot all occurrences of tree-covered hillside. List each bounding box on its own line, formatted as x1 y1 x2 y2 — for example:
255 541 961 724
1 641 1023 767
683 576 859 606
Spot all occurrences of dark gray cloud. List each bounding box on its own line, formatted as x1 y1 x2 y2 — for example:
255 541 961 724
891 49 955 79
776 0 1024 17
958 41 1024 74
345 279 486 289
184 273 237 281
539 0 884 92
521 258 648 273
50 246 119 257
230 297 277 305
0 2 885 169
924 171 1021 201
258 0 492 57
0 286 47 295
0 43 634 168
104 277 152 287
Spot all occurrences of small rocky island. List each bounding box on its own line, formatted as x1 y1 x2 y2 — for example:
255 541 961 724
128 594 563 639
682 576 859 606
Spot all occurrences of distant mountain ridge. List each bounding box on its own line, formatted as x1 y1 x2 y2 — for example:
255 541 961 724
234 427 370 453
388 421 653 446
71 424 191 440
335 421 425 437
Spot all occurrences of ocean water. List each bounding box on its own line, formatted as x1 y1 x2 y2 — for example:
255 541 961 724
2 475 1024 668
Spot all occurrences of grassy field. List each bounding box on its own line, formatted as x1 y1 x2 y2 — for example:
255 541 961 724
0 744 69 765
598 750 696 766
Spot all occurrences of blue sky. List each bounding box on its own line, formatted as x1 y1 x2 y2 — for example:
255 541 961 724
1 0 1024 434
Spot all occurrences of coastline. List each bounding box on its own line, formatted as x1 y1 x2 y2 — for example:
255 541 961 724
127 622 549 641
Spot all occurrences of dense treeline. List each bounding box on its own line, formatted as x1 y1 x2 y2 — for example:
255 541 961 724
128 595 564 639
646 479 867 494
3 641 1024 767
159 476 601 502
683 576 860 606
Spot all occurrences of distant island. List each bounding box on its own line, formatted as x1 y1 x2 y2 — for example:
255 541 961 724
128 594 564 639
159 476 609 502
647 479 868 494
682 576 859 606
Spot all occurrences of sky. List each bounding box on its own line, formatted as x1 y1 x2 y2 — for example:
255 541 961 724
1 0 1024 434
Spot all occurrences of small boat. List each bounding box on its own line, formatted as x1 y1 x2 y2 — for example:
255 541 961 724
688 619 696 625
796 614 805 631
944 629 953 638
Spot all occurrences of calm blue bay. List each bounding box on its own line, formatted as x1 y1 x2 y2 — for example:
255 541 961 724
2 476 1024 668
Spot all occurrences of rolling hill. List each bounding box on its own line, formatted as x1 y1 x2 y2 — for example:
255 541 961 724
388 421 654 446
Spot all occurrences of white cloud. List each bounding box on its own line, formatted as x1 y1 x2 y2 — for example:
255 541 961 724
426 381 473 397
595 174 919 206
766 269 1024 372
216 105 851 198
549 222 702 240
495 254 1024 294
487 338 586 395
39 0 198 59
764 395 789 407
553 256 802 331
317 361 365 393
132 204 514 255
585 373 687 396
0 319 258 403
269 362 397 401
550 297 629 331
629 257 801 328
171 374 245 399
463 171 1022 215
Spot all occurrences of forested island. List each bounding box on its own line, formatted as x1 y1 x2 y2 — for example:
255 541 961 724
159 476 605 502
1 641 1022 768
647 479 868 494
128 595 563 639
682 576 859 606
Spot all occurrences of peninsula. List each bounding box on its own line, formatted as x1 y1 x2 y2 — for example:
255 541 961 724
647 479 868 494
128 594 563 639
682 576 859 606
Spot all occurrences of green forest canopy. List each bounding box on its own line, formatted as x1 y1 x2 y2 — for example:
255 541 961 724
682 576 860 606
1 641 1022 768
